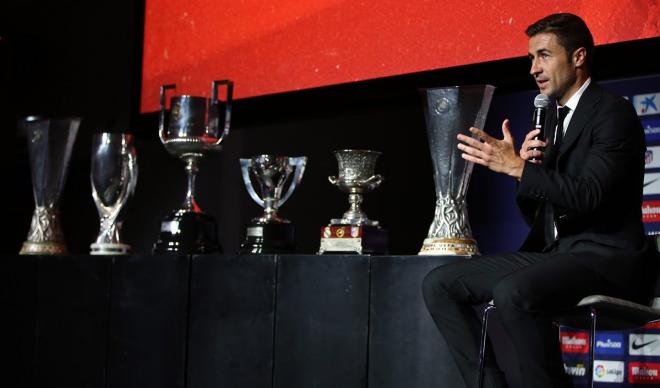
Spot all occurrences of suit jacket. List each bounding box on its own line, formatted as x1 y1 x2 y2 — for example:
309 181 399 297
516 82 647 253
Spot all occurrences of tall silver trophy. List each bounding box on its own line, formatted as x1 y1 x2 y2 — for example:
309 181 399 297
239 155 307 253
153 80 233 254
20 116 80 255
90 133 138 255
319 149 387 254
419 85 495 256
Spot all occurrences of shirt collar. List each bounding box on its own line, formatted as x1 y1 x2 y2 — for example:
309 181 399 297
559 77 591 111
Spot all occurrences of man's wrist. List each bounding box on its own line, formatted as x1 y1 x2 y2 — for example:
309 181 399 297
509 159 525 180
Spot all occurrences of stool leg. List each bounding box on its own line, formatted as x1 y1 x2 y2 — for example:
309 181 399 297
588 307 596 388
478 304 496 388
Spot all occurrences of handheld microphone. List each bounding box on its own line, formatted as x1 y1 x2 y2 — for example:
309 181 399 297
531 93 550 161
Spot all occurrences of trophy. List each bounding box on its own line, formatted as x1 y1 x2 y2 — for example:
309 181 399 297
20 116 80 255
418 85 495 256
90 133 138 255
153 80 233 254
318 149 387 254
239 155 307 253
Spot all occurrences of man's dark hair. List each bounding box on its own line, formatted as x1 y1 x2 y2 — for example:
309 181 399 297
526 13 594 71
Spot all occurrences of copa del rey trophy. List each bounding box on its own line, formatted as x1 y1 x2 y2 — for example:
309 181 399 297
239 155 307 253
153 80 233 254
419 85 495 256
20 116 80 255
319 149 387 254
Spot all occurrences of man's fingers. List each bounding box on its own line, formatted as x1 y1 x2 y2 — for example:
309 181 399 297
457 133 486 149
469 127 494 143
501 119 513 142
460 152 487 166
524 129 542 142
458 143 489 161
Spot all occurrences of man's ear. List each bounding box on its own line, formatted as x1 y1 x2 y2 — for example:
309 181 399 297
573 47 587 68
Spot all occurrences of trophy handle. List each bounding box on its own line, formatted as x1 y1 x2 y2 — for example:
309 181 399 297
209 79 233 144
328 176 339 185
240 158 265 208
364 174 384 189
278 156 307 207
159 84 176 142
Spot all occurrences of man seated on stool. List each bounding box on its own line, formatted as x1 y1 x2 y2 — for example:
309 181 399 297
422 13 653 388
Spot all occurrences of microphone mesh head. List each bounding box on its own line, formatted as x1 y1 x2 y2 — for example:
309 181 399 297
534 93 550 108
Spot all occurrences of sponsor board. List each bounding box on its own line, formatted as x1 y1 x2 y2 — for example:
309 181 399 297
629 362 660 384
644 173 660 196
593 360 625 383
561 332 589 353
564 360 587 378
634 93 660 116
642 201 660 223
643 117 660 142
595 333 625 355
629 334 660 356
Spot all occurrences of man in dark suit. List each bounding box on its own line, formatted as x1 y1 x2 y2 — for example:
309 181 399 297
422 13 652 388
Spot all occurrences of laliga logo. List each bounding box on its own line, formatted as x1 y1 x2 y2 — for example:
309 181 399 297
595 364 606 378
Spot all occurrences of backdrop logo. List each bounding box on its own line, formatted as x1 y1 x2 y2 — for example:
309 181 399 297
629 334 660 355
593 361 624 383
561 332 589 353
644 117 660 142
644 173 660 196
634 93 660 116
629 362 660 384
642 201 660 223
564 361 586 377
595 333 624 355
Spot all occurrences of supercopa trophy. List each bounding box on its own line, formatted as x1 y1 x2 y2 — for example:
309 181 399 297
20 116 80 255
239 155 307 253
153 80 233 254
90 133 138 255
318 149 387 254
418 85 495 256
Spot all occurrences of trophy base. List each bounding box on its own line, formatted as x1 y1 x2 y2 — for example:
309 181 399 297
239 223 295 254
153 211 221 254
418 237 478 256
19 241 68 255
318 225 387 255
90 243 131 255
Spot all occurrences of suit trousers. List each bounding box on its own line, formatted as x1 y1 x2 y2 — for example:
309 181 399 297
422 244 650 388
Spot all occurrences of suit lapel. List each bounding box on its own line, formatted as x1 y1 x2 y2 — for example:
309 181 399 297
557 82 602 159
543 105 558 164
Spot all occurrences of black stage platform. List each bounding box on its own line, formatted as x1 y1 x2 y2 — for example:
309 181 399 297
2 254 515 388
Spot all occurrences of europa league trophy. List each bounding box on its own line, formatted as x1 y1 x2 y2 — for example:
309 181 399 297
418 85 495 256
20 116 80 255
90 133 138 255
239 155 307 253
319 149 387 254
153 80 233 254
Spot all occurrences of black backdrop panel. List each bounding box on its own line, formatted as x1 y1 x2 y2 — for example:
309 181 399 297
273 254 370 388
106 255 189 388
33 255 111 388
187 254 277 388
0 254 37 387
369 255 466 388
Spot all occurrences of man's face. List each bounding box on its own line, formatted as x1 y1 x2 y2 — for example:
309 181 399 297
528 32 577 104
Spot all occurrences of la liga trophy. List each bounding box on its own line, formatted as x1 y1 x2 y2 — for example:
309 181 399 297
318 149 387 255
153 80 233 254
90 132 138 255
418 85 495 256
239 155 307 254
20 116 80 255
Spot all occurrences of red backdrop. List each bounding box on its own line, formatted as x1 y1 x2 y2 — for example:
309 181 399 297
141 0 660 112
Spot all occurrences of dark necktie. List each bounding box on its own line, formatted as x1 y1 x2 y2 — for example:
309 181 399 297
554 106 571 149
544 105 571 246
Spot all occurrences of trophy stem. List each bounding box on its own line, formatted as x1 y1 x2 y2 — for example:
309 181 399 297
182 157 202 213
345 193 365 221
